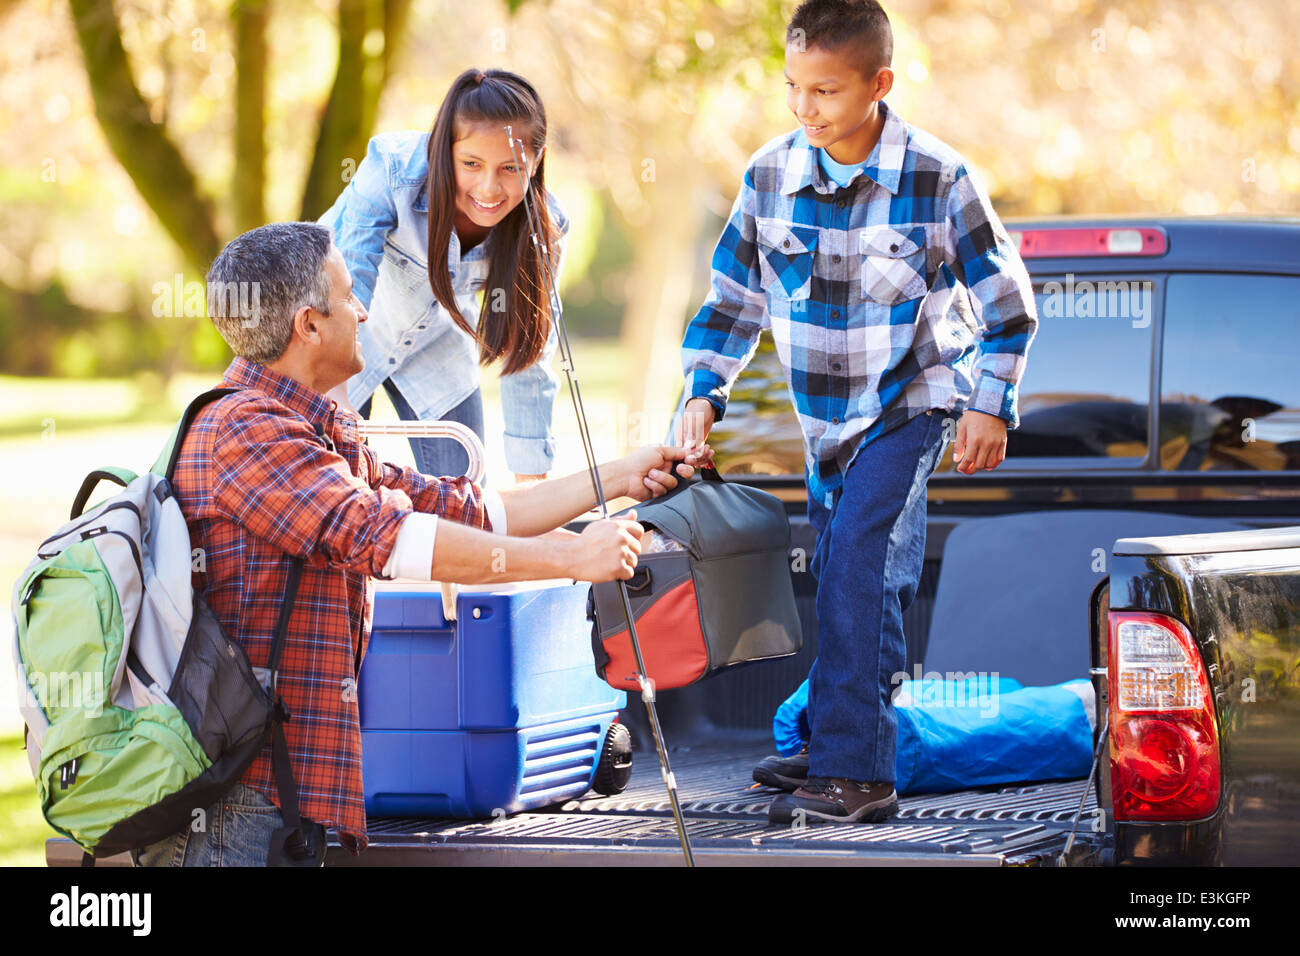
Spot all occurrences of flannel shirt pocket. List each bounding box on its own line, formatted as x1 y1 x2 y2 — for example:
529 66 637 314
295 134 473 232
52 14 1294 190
859 225 928 305
756 219 819 301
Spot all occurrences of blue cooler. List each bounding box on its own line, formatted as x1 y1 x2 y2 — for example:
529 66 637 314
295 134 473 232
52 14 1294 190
359 579 626 818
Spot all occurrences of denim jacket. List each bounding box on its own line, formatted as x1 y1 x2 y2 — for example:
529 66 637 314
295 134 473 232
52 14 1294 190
319 130 568 475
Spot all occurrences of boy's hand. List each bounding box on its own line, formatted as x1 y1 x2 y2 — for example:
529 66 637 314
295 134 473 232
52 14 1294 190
953 410 1008 474
617 444 710 500
678 398 717 465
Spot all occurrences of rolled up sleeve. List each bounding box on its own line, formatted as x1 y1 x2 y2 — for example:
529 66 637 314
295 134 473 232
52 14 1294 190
212 399 414 577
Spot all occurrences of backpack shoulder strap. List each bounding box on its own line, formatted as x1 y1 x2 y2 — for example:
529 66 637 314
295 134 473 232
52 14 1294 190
152 387 244 480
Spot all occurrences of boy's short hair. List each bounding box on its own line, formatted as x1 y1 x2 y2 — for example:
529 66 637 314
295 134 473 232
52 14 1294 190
787 0 894 78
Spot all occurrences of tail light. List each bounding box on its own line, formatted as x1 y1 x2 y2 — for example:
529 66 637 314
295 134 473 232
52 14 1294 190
1108 611 1220 821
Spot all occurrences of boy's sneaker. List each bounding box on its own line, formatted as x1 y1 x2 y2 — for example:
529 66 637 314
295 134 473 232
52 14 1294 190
752 745 809 791
767 777 898 824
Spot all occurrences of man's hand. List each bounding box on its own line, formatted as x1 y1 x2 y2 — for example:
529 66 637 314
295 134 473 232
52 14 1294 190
617 444 711 500
953 410 1008 474
677 398 717 467
565 512 644 581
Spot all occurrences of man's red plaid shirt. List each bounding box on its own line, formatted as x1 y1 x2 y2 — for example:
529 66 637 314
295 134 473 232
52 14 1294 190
172 357 492 853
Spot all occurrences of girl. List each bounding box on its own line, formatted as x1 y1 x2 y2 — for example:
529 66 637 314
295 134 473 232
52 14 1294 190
320 68 567 481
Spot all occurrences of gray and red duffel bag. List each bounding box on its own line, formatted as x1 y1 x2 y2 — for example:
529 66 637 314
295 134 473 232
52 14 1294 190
588 468 802 691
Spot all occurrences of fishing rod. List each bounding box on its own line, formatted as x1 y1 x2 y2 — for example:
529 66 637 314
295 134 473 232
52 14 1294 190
505 126 695 867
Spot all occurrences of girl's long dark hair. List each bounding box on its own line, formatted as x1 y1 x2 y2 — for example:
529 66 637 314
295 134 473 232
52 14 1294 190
426 68 557 375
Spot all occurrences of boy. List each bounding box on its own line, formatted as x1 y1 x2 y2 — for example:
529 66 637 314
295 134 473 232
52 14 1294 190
678 0 1037 823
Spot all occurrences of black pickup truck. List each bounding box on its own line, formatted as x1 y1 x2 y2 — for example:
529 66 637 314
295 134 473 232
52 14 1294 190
46 218 1300 867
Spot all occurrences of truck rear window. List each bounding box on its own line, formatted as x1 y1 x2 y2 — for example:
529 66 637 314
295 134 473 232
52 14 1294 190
1161 273 1300 471
1003 279 1155 465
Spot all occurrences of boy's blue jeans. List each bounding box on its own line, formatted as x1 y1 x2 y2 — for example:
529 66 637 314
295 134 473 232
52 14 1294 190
805 409 951 784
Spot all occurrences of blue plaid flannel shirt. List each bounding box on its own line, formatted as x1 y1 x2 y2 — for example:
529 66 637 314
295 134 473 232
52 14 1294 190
682 101 1037 508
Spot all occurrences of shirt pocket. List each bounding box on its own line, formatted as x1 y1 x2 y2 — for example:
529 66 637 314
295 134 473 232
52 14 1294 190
756 219 819 302
381 240 430 298
859 225 928 306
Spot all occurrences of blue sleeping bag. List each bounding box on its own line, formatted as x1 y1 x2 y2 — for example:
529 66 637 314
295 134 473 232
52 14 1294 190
773 676 1095 795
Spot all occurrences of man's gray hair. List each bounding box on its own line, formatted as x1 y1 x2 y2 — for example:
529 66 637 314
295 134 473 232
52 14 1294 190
205 222 335 364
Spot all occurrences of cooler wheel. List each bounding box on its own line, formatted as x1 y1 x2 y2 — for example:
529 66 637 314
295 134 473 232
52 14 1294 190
591 722 633 795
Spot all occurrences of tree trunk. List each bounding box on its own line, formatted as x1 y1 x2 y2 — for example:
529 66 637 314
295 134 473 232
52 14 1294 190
618 164 704 451
298 0 412 220
67 0 220 273
233 0 268 234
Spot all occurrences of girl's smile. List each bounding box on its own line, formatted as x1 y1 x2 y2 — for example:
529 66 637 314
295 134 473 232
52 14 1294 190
450 124 544 239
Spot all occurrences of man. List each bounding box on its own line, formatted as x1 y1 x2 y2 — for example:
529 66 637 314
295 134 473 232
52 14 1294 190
135 221 704 865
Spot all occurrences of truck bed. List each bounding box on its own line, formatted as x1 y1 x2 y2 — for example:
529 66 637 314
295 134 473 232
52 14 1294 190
331 732 1107 866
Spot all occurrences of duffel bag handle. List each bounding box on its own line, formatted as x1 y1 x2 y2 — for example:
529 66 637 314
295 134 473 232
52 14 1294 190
71 466 138 519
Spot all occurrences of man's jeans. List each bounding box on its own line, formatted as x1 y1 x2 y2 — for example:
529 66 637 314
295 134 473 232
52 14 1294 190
132 783 324 867
805 409 951 784
358 378 486 479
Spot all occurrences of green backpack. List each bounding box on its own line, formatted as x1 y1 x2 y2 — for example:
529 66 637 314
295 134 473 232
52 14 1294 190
10 388 318 864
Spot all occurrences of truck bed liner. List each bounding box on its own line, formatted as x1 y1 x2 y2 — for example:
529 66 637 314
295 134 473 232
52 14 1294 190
336 733 1107 866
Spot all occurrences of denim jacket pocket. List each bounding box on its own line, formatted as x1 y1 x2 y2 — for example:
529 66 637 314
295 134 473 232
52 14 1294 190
756 219 819 301
859 225 928 305
381 239 430 298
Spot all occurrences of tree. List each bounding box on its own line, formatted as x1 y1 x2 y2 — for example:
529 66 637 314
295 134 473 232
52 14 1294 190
67 0 414 272
509 0 791 438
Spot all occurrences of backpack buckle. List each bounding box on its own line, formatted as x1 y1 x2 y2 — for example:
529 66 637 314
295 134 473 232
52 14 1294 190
60 758 78 790
268 821 325 867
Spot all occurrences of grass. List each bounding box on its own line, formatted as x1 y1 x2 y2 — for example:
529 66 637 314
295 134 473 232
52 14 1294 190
0 733 55 867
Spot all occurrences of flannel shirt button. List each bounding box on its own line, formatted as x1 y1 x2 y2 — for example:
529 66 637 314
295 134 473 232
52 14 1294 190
831 416 841 424
890 243 899 253
782 239 790 249
833 254 841 263
832 309 840 319
836 198 846 208
832 362 842 371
